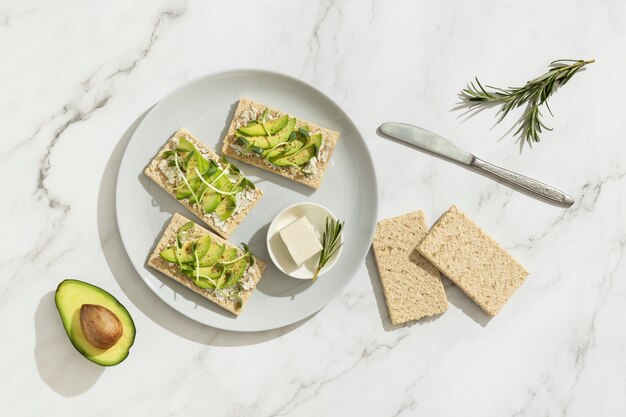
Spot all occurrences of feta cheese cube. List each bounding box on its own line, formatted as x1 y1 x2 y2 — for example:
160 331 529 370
279 216 323 266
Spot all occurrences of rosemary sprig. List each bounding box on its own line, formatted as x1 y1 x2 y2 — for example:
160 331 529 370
312 217 344 281
459 59 594 146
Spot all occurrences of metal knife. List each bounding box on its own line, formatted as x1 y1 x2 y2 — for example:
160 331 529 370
379 122 574 208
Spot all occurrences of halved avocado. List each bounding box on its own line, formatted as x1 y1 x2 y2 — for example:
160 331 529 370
55 279 135 367
237 114 289 136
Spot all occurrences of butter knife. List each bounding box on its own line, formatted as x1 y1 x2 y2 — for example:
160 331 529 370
379 122 574 208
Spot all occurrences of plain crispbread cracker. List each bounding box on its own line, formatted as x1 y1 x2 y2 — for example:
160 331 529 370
221 98 340 189
147 213 266 316
144 128 263 239
371 211 447 325
417 205 529 317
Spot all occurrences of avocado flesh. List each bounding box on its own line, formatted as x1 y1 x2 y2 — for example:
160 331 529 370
215 195 237 220
266 138 305 159
270 145 315 167
225 257 249 287
309 133 322 151
160 235 210 263
237 114 288 137
269 133 322 167
55 279 135 367
198 242 225 266
177 137 195 152
236 118 296 150
220 248 238 262
202 192 221 213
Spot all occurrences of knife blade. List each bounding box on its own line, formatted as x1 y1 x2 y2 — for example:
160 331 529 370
379 122 575 208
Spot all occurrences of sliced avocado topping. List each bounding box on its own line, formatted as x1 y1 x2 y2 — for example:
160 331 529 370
220 247 238 262
159 135 257 223
198 242 225 266
226 257 249 286
214 195 237 220
237 114 289 136
236 134 271 150
233 112 325 173
158 221 257 305
202 192 221 213
55 279 135 366
177 137 195 152
269 146 316 167
235 117 296 150
266 136 306 158
159 234 210 263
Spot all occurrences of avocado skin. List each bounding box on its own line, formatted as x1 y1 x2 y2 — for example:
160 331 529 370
55 279 136 367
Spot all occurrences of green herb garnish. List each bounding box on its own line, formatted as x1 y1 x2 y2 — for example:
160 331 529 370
459 59 594 147
312 217 344 281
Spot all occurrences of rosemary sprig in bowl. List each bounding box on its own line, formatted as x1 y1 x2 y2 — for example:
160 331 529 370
459 59 594 147
312 217 344 281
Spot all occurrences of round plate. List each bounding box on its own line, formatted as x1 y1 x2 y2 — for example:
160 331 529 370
116 69 377 331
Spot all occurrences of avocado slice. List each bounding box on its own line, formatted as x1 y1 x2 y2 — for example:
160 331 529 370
160 235 211 263
177 137 195 152
202 192 222 213
224 257 250 288
220 247 238 263
235 134 271 150
213 170 234 192
269 133 322 167
237 114 289 137
266 137 306 158
175 177 202 200
55 279 135 367
235 117 296 150
214 195 237 220
198 242 225 266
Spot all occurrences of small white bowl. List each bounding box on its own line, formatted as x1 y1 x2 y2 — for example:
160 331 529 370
267 202 343 279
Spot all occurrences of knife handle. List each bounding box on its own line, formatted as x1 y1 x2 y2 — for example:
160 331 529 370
471 158 575 207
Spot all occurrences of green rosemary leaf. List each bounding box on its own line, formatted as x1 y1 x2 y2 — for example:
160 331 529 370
312 217 344 281
458 58 594 146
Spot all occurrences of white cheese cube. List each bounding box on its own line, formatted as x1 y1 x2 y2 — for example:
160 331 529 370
279 216 323 266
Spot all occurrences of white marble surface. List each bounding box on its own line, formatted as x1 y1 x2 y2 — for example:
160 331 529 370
2 1 625 415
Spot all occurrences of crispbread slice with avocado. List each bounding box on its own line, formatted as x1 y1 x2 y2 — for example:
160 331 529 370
371 211 448 325
417 205 529 317
144 128 263 239
221 98 340 189
147 213 266 316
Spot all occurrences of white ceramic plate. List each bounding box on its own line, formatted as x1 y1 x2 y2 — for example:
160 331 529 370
116 69 377 331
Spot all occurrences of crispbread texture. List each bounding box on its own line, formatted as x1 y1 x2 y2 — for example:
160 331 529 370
221 98 340 189
147 213 266 316
371 211 447 325
417 205 529 317
144 128 263 239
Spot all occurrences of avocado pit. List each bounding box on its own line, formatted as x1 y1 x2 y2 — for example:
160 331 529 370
79 304 123 349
